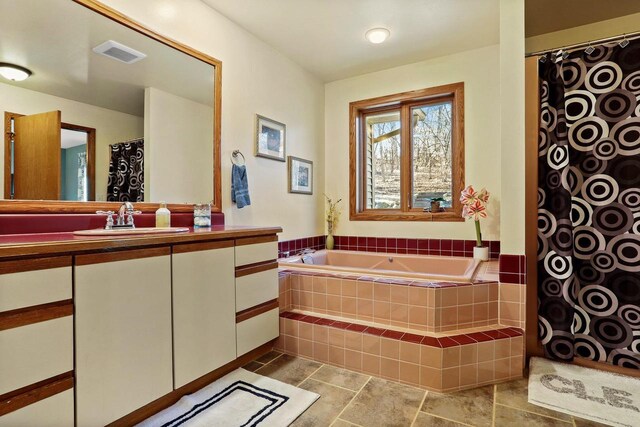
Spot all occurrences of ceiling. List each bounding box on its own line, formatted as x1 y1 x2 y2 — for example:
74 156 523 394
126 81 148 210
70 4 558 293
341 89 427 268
0 0 214 116
201 0 500 82
525 0 640 37
61 129 87 149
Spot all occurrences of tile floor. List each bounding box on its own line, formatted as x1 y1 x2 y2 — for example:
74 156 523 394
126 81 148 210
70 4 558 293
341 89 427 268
244 351 608 427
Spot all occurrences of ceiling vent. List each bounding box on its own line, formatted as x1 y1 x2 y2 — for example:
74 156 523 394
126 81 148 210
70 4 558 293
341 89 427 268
92 40 146 64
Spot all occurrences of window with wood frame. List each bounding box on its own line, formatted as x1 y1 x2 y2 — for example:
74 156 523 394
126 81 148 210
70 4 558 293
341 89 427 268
349 82 464 221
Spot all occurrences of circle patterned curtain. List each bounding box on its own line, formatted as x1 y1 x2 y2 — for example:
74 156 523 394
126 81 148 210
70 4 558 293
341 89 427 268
538 40 640 370
107 138 144 202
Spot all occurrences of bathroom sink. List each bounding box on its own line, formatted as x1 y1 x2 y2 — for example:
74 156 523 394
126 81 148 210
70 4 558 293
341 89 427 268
74 227 190 236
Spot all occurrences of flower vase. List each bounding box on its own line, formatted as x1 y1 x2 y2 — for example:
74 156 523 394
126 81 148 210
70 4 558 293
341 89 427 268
326 233 334 250
473 246 489 261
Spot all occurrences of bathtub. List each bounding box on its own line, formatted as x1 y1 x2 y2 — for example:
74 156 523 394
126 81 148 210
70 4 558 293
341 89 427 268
279 249 481 283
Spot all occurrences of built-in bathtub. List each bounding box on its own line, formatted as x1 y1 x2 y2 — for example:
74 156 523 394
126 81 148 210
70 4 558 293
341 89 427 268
279 249 482 283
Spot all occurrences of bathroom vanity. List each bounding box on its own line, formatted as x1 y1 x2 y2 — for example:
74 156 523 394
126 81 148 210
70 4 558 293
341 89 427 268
0 226 280 426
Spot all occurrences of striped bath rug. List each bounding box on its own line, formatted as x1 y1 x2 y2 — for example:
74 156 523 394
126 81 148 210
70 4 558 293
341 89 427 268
137 369 319 427
528 357 640 427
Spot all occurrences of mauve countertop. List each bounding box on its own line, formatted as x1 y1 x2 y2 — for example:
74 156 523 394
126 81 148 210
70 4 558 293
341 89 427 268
0 225 282 260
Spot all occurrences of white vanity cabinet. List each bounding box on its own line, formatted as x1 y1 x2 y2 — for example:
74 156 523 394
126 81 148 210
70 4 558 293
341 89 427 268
74 248 173 427
172 241 236 388
234 237 280 356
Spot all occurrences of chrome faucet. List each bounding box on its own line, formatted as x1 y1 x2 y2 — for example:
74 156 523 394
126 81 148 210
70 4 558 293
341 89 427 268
96 202 141 230
297 248 316 256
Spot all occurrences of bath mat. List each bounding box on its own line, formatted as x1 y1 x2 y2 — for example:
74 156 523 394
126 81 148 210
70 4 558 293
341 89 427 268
528 357 640 427
137 368 319 427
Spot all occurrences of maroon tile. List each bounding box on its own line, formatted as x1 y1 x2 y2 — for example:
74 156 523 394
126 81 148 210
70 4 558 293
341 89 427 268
397 238 407 249
314 318 335 326
381 329 404 340
453 251 465 257
438 337 459 348
387 238 397 250
483 329 510 340
364 327 386 336
300 315 318 324
507 327 524 336
464 240 476 252
418 239 430 250
452 240 464 251
348 236 357 246
407 239 418 249
441 240 452 251
421 336 442 347
280 311 294 318
428 239 441 250
450 334 476 345
467 332 493 343
357 236 366 247
332 321 351 330
499 254 520 274
497 328 521 337
401 333 424 344
346 323 368 332
290 313 306 320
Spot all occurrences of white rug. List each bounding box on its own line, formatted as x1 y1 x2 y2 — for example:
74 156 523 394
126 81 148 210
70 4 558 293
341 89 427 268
137 369 319 427
528 357 640 427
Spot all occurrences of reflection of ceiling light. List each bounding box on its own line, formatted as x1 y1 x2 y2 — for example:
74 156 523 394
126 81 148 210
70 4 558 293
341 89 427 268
365 28 390 44
0 63 32 81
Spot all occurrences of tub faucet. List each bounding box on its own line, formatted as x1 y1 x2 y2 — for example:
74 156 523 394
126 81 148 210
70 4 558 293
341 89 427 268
297 248 316 256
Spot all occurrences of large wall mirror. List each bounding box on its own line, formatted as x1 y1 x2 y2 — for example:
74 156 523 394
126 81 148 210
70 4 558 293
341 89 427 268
0 0 221 213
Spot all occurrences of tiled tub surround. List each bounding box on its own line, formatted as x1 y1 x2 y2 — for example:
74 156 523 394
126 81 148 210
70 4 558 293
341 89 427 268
280 270 499 333
278 235 326 258
275 311 523 392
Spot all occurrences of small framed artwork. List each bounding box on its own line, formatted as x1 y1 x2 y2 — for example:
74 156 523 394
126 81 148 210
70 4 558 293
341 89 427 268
288 156 313 195
255 114 286 161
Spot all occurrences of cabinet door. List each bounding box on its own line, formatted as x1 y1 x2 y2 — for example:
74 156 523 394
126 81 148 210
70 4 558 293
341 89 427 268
74 248 173 427
172 241 236 388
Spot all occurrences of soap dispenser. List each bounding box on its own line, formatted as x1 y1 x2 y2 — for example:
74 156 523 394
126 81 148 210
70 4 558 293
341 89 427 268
156 201 171 228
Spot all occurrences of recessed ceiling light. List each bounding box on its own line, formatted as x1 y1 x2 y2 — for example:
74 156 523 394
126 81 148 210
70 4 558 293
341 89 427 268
0 63 32 81
365 28 390 44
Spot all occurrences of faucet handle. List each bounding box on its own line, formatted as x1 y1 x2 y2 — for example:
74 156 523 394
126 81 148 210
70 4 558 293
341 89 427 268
96 211 115 230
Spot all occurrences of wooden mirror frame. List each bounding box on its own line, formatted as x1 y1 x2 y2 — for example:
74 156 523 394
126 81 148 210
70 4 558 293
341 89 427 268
0 0 222 214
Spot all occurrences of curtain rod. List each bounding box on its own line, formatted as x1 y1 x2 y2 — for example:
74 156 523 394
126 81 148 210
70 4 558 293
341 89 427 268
525 30 640 57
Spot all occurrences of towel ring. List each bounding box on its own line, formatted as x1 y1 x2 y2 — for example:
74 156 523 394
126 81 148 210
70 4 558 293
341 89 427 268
231 150 245 165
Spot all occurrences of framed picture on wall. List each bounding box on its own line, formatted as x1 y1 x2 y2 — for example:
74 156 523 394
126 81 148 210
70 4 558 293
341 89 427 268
255 114 286 161
288 156 313 194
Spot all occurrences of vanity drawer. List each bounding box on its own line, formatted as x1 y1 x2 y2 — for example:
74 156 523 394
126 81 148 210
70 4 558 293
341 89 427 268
236 268 278 312
0 316 73 395
0 257 72 312
0 388 74 427
236 308 279 356
235 238 278 267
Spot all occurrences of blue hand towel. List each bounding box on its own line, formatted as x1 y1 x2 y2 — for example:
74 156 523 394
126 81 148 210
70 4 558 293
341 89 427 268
231 164 251 208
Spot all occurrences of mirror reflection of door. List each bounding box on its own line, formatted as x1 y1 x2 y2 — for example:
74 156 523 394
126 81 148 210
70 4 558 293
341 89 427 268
4 111 95 201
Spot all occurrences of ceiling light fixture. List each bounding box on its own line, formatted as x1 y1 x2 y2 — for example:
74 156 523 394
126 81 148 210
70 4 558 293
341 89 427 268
365 28 390 44
0 63 32 81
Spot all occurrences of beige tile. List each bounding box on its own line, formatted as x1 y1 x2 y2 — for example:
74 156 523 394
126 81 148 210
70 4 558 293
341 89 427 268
380 338 400 359
345 349 362 371
284 318 298 336
313 325 328 344
441 367 460 390
457 306 473 324
374 283 391 302
299 339 314 359
328 328 345 348
488 301 499 321
255 354 322 386
477 360 494 384
313 293 327 312
399 361 420 386
327 278 342 295
495 339 511 359
299 322 313 341
373 301 391 321
441 307 458 327
357 280 374 299
343 297 357 316
390 303 409 324
477 341 494 362
420 345 442 368
499 283 521 302
329 346 345 367
285 334 299 354
399 342 420 364
459 363 477 388
242 361 263 372
293 379 355 427
409 286 428 306
500 301 521 322
311 364 370 391
442 346 461 369
390 285 408 304
342 279 357 297
421 385 494 426
494 404 571 426
489 284 499 301
314 342 329 363
327 295 342 313
495 357 510 381
313 276 327 293
300 275 314 292
362 353 380 376
420 366 442 390
362 334 380 355
413 412 468 426
344 331 363 351
299 291 313 308
473 303 489 322
473 284 489 303
441 288 457 307
380 357 399 380
254 350 283 364
495 378 572 420
408 305 428 327
457 287 473 305
460 344 477 365
340 377 425 427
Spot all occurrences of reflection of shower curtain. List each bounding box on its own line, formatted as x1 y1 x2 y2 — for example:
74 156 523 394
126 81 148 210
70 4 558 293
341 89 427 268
107 138 144 202
77 152 87 201
537 39 640 369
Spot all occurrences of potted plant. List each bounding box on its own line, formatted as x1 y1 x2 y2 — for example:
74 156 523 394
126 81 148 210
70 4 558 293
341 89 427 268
325 194 342 250
460 185 490 260
430 197 445 212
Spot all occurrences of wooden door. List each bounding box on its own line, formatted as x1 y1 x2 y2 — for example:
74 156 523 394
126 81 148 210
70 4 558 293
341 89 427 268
13 111 61 200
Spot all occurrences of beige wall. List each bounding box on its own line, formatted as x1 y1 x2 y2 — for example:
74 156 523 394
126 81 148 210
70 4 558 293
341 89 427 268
526 12 640 54
499 0 526 255
324 45 502 241
102 0 325 241
144 87 213 203
0 81 143 201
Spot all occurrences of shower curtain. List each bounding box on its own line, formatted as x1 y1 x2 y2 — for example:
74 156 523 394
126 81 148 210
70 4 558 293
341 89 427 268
107 138 144 202
537 39 640 369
